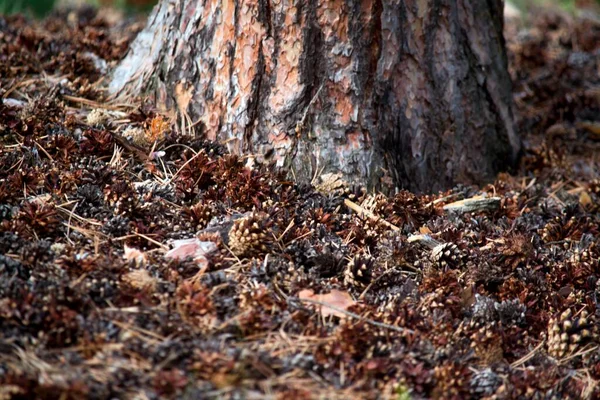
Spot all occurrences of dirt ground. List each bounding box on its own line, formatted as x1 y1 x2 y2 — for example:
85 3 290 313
1 5 600 399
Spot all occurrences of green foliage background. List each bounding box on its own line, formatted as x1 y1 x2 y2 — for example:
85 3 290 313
513 0 600 13
0 0 56 18
0 0 597 19
0 0 157 17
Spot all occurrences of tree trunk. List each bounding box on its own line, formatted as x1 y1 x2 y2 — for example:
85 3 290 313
109 0 520 193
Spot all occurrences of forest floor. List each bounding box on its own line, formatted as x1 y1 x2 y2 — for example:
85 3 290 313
1 5 600 400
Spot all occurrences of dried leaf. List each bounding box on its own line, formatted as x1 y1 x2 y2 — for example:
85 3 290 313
579 191 592 207
298 289 356 319
124 245 148 267
165 238 217 267
122 269 157 292
146 115 170 142
419 226 432 234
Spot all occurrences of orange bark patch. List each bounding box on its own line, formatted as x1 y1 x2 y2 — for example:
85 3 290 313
317 0 349 42
234 1 264 92
342 131 363 152
333 90 355 126
174 81 194 116
267 5 305 112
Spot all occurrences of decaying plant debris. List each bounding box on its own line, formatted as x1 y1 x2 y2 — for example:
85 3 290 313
1 6 600 399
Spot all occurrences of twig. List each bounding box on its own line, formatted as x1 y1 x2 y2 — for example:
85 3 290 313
293 296 414 334
33 140 54 162
511 340 545 368
425 192 463 207
56 204 103 226
110 233 169 251
358 265 410 300
344 199 399 231
64 201 78 245
62 94 127 110
276 219 295 243
295 82 325 136
559 345 599 365
111 320 165 344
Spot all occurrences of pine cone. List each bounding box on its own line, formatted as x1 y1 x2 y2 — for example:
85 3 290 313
470 368 502 397
187 202 215 231
227 213 272 258
430 242 463 268
344 253 376 287
547 309 597 359
104 181 138 215
470 323 504 366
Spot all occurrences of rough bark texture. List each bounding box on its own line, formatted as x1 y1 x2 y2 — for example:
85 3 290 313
110 0 520 193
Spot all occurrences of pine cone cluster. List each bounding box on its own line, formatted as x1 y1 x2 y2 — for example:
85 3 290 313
384 190 432 230
540 215 580 243
432 362 470 399
375 231 405 266
566 247 597 286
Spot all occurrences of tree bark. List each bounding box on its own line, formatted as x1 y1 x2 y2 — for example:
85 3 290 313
109 0 520 193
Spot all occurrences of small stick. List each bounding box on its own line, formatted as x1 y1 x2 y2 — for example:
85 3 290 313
425 192 463 207
295 297 414 334
344 199 399 231
295 83 325 136
510 340 545 368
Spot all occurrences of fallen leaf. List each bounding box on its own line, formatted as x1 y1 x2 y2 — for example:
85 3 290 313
124 245 148 267
298 289 356 319
579 191 592 207
165 238 217 267
419 226 432 234
461 285 476 308
122 269 157 292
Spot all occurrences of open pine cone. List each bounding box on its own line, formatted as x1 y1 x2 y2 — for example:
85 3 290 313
227 212 273 258
547 309 597 359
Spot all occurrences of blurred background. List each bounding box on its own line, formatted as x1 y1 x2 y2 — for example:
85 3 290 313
0 0 157 18
0 0 598 20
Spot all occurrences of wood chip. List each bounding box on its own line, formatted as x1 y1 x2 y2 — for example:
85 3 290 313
407 234 441 249
442 196 501 214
